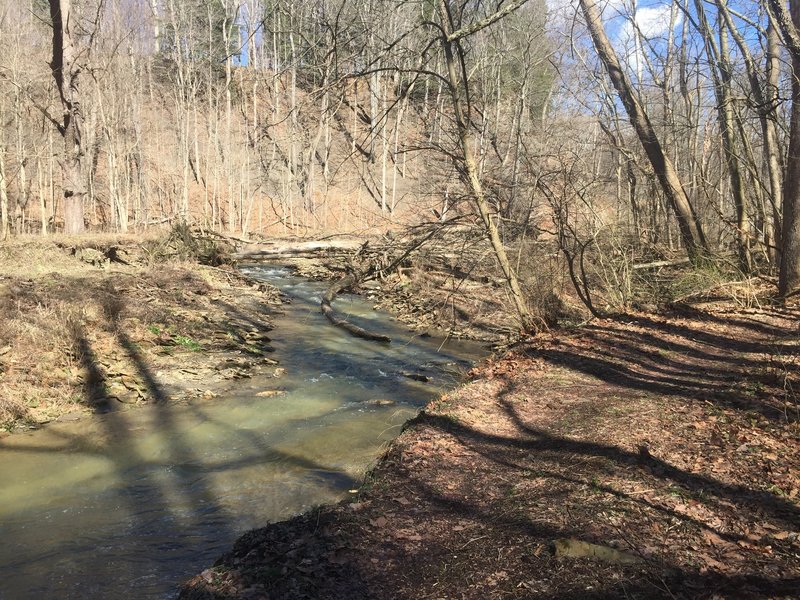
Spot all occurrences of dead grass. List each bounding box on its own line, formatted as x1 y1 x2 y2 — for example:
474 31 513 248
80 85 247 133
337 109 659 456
0 234 281 431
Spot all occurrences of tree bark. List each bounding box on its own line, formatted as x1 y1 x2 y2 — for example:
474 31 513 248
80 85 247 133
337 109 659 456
768 0 800 296
782 1 800 297
579 0 708 263
49 0 86 234
766 20 784 263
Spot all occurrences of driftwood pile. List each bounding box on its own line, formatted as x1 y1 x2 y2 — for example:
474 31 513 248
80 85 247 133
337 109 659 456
235 224 486 343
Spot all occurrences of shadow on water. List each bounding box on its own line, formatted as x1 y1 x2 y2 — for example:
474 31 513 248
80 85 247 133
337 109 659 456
190 308 798 599
0 317 354 597
0 268 483 599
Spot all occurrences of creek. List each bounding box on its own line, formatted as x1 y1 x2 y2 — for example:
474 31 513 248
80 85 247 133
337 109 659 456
0 266 486 599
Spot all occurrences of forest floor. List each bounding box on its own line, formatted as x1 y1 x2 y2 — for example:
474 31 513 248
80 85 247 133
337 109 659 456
181 302 800 600
0 234 284 433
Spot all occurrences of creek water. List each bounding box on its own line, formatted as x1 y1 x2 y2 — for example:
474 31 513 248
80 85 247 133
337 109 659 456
0 266 486 599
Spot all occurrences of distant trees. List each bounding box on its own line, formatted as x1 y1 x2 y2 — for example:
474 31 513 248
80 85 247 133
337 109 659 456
434 0 537 331
0 0 797 300
570 0 799 299
579 0 708 265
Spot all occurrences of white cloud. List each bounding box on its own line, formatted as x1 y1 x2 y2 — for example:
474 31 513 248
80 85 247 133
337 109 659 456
616 2 682 80
631 4 682 39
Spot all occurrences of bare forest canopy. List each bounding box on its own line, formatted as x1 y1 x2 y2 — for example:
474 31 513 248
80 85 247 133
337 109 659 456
1 0 800 311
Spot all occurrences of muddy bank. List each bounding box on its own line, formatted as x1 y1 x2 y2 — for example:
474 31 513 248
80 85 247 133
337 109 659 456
0 235 284 432
181 304 799 599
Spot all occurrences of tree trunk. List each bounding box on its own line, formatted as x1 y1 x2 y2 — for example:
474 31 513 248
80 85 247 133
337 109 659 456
718 0 783 267
0 144 8 240
579 0 708 263
695 0 750 271
766 20 784 264
768 0 800 296
436 0 537 333
49 0 86 234
782 4 800 297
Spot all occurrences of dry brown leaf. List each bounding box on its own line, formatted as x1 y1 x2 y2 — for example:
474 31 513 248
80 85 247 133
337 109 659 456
371 516 388 528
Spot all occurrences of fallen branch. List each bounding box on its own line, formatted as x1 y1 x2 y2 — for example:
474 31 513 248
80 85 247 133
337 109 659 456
632 258 691 270
321 273 391 343
235 239 364 260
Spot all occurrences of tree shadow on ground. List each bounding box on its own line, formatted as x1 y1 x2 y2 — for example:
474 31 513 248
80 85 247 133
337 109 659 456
188 395 798 598
524 312 798 421
181 309 799 599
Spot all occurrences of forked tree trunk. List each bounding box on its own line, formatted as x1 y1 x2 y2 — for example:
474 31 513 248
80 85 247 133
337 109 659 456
580 0 708 264
49 0 86 234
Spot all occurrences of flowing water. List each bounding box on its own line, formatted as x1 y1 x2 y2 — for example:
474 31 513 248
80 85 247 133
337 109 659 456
0 266 486 599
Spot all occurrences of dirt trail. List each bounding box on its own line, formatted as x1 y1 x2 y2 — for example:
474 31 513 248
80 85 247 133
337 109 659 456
181 303 799 599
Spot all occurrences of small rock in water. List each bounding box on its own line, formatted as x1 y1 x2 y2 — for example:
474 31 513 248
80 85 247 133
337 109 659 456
367 399 395 406
59 411 84 422
256 390 285 398
401 371 430 382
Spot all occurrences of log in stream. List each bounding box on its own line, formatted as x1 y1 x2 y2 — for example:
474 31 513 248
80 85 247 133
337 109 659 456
321 274 391 343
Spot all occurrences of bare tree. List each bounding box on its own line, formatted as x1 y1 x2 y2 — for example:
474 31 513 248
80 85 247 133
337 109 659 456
768 0 800 297
579 0 709 264
49 0 89 234
434 0 537 332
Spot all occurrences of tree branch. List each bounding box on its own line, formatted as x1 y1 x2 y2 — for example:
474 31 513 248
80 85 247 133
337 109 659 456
446 0 530 42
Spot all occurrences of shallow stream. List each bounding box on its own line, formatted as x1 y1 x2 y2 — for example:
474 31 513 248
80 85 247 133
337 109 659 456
0 266 486 599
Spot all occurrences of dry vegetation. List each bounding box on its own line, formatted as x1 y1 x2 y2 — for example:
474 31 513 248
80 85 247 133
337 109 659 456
0 231 282 431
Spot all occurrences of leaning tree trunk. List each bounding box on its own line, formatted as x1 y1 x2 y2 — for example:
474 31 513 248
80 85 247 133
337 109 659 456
49 0 86 234
435 0 538 333
580 0 708 264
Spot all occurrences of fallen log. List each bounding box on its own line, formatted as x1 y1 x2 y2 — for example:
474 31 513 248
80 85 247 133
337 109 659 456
632 257 691 270
321 274 391 343
235 239 364 260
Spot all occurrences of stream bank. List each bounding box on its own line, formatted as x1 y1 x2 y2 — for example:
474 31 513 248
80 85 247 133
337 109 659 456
0 245 487 599
0 234 284 433
181 304 799 600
